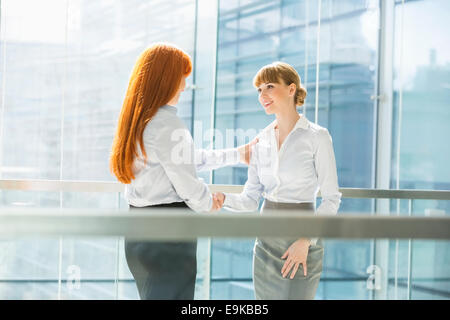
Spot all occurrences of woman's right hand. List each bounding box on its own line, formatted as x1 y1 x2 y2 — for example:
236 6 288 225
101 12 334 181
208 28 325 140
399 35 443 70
210 193 225 211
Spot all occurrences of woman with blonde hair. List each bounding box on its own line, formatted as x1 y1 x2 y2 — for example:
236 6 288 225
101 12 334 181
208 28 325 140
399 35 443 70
215 61 342 300
110 43 254 300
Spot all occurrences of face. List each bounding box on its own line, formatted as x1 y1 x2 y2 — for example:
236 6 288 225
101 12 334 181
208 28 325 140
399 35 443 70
168 75 187 106
257 81 295 114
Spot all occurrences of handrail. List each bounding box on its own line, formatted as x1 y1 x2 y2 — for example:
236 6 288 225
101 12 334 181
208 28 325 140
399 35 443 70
0 208 449 240
1 179 449 200
0 179 123 193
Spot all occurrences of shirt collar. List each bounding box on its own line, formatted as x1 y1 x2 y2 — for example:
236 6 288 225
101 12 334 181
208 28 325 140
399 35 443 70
160 105 178 114
264 114 310 133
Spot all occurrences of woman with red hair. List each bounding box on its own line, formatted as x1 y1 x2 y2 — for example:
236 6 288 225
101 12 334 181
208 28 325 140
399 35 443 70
110 43 254 300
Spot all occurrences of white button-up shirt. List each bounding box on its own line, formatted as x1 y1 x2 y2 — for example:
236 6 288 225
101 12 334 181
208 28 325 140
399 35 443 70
125 105 240 212
223 115 342 244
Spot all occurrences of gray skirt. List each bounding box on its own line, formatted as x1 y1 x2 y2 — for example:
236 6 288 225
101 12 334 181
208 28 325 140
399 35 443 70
253 199 324 300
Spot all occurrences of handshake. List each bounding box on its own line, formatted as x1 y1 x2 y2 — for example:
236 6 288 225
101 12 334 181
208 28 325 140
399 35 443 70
211 192 226 211
208 137 258 212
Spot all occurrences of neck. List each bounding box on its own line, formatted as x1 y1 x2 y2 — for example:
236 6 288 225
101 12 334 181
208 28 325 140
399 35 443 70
274 105 300 134
167 94 180 106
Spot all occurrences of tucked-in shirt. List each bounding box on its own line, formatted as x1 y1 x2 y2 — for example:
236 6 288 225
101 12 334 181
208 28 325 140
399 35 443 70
223 114 342 245
125 105 240 212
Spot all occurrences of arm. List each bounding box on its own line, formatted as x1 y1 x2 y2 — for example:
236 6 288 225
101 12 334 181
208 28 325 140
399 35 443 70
194 148 240 172
221 144 264 212
315 128 342 215
148 120 213 213
194 137 259 172
311 128 342 245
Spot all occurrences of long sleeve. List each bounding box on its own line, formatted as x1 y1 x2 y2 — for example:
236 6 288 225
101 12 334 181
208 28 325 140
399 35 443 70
222 145 264 212
147 119 212 213
314 128 342 215
311 128 342 245
194 148 240 172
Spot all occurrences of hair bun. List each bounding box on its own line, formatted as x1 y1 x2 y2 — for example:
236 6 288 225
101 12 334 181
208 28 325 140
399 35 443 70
296 87 307 106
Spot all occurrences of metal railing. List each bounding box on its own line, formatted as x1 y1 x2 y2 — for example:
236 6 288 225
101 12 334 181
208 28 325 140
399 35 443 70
2 179 449 200
0 179 449 239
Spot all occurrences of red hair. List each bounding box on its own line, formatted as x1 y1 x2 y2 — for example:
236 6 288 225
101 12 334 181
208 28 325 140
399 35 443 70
110 43 192 184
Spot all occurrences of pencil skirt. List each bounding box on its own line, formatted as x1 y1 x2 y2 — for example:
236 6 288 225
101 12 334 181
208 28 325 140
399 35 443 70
124 202 197 300
253 199 324 300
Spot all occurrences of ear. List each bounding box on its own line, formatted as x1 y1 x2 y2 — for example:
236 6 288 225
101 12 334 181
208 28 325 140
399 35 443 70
288 83 296 96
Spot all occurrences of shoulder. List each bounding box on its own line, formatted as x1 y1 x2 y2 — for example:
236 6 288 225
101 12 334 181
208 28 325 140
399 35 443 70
143 107 187 141
307 122 333 150
308 122 330 138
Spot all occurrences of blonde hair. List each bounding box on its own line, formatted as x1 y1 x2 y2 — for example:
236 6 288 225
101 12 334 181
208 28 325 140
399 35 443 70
253 61 307 106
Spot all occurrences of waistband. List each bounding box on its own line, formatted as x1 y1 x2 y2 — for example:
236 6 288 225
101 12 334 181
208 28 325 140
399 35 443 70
129 201 188 209
262 199 315 211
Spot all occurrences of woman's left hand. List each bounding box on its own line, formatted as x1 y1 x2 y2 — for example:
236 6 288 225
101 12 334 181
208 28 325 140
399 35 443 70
281 238 311 279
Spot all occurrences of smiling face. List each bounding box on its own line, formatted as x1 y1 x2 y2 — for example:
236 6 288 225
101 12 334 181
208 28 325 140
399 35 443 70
257 81 296 115
253 62 306 114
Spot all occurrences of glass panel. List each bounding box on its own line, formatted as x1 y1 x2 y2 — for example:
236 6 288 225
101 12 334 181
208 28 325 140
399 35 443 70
210 280 254 299
0 238 60 299
0 191 61 299
314 0 378 191
0 0 198 300
61 0 196 181
389 0 450 300
410 240 450 300
0 0 66 182
317 281 371 300
391 0 450 191
59 192 122 299
0 191 127 299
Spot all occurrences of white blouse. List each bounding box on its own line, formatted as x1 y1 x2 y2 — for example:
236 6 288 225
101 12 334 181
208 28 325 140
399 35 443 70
125 105 240 212
223 114 342 244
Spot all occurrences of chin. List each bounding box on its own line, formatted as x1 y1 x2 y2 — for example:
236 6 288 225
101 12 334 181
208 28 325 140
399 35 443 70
263 107 276 115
